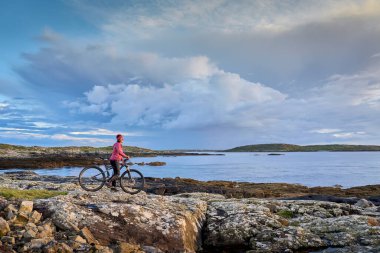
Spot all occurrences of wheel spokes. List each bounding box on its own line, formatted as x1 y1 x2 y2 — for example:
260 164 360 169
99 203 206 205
79 167 105 191
120 170 144 193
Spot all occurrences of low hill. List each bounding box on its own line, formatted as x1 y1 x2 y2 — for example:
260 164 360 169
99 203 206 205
0 143 153 158
225 143 380 152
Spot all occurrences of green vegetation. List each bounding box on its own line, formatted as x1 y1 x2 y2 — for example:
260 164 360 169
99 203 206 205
225 143 380 152
289 221 301 226
277 210 295 219
0 187 67 200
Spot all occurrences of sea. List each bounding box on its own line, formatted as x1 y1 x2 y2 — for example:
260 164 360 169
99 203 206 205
2 152 380 188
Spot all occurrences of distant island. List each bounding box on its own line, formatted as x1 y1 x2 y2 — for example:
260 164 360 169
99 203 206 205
224 143 380 152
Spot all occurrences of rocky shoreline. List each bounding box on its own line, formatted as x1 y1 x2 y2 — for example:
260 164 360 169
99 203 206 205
143 177 380 204
3 171 380 203
0 157 169 169
0 172 379 252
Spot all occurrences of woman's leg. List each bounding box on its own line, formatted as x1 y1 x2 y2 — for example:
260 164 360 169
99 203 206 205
109 160 121 187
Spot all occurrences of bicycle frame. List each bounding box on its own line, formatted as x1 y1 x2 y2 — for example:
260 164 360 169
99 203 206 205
100 158 131 178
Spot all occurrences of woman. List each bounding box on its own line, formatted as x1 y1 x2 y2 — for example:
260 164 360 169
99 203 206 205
107 134 129 191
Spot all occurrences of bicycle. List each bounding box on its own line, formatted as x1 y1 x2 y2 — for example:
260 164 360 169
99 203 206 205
78 157 145 194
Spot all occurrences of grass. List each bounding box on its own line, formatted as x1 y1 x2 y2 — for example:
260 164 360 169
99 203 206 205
277 210 295 219
0 187 67 200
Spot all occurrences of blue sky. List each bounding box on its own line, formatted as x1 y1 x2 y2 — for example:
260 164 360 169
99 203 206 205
1 0 380 149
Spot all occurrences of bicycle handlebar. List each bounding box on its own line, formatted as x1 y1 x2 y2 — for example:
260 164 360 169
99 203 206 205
98 157 130 161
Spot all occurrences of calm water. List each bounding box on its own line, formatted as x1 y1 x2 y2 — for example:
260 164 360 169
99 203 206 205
2 152 380 188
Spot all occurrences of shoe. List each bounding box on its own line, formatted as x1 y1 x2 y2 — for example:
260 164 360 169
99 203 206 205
105 181 112 188
110 187 119 192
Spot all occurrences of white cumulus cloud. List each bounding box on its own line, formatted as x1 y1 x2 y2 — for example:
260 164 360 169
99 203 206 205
332 132 366 138
69 128 140 136
311 129 342 134
68 58 286 129
51 134 109 143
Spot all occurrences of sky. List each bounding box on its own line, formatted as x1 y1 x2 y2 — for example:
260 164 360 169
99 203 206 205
1 0 380 149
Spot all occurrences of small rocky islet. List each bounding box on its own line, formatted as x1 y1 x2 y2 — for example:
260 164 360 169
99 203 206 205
0 171 379 253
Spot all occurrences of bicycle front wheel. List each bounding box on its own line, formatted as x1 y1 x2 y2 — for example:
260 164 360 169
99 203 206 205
120 169 145 194
78 166 106 191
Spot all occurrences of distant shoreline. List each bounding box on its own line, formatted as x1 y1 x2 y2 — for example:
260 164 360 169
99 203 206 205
223 143 380 152
0 152 223 169
3 143 380 155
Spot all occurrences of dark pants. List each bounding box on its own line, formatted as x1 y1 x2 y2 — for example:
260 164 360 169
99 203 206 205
109 160 121 187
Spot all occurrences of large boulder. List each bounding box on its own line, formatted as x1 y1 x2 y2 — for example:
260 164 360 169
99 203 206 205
203 198 380 252
37 189 208 252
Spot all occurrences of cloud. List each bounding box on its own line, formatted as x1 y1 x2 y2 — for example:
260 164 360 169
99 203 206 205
332 132 366 138
0 131 50 140
31 122 61 129
0 102 9 110
69 128 141 136
14 37 220 109
67 64 286 129
37 27 63 43
67 0 380 92
61 54 380 146
76 0 380 34
311 129 342 134
0 122 121 146
51 134 109 143
310 128 367 139
0 98 51 131
316 68 380 108
15 0 380 102
287 61 380 142
0 131 109 145
0 127 41 132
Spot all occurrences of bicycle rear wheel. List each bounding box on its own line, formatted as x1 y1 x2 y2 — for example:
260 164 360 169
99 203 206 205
78 166 106 191
120 169 145 194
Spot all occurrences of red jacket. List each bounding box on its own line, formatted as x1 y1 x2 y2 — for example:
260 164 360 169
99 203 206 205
109 142 127 161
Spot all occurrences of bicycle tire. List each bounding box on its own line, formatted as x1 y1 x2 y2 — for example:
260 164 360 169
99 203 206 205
119 169 145 194
78 166 106 192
